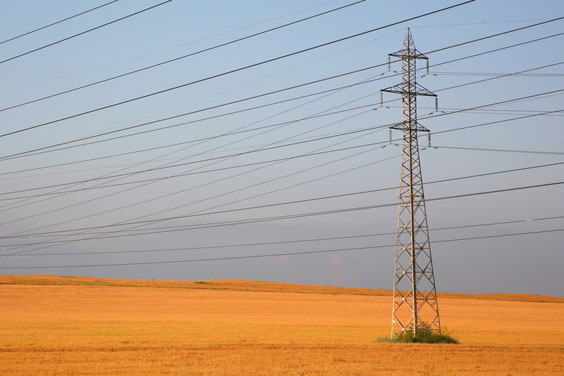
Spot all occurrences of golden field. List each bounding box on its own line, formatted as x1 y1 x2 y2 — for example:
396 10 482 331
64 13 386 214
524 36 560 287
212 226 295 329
0 275 563 375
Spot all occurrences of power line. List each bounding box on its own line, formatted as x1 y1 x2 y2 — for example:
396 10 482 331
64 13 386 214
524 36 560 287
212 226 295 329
0 1 477 138
13 57 564 175
0 155 399 245
0 104 377 176
0 138 333 180
1 90 560 199
3 175 563 244
0 1 119 45
0 107 561 203
414 106 564 118
427 145 564 156
0 0 356 94
0 109 384 245
422 62 564 102
5 32 564 160
0 1 172 65
3 82 382 208
2 78 383 217
3 33 560 253
1 227 562 269
8 214 564 256
97 214 564 240
1 99 561 256
0 82 390 228
3 177 564 256
2 157 556 249
0 136 385 199
423 17 564 55
0 79 381 160
431 71 564 78
6 120 558 182
2 8 558 115
413 18 552 28
1 4 560 270
0 104 560 249
0 0 365 112
3 30 562 162
7 81 560 251
0 106 378 225
432 108 564 136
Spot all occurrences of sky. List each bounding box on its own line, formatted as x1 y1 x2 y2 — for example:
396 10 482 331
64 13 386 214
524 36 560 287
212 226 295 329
0 0 563 297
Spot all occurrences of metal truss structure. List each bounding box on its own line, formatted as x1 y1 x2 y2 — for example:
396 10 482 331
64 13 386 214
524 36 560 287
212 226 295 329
381 28 441 338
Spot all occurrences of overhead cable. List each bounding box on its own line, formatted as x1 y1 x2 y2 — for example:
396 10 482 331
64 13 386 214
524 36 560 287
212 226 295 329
0 0 119 45
3 177 563 245
0 1 476 138
0 0 365 112
0 0 355 93
0 1 172 65
10 214 564 256
3 30 563 161
428 145 564 156
1 91 560 198
1 227 562 269
2 6 558 113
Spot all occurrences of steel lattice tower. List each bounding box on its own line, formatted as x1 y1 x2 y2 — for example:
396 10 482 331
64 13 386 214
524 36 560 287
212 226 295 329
381 28 441 338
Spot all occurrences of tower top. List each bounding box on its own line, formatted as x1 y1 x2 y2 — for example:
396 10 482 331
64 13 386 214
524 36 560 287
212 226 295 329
389 27 428 60
405 27 413 46
381 27 436 115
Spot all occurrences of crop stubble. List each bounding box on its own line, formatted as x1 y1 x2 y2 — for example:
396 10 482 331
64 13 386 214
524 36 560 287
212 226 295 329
0 275 563 375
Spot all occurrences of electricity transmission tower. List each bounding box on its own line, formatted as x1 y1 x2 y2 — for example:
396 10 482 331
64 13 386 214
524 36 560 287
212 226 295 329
381 28 441 338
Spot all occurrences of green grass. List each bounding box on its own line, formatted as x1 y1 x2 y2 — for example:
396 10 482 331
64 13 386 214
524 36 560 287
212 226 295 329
377 329 458 344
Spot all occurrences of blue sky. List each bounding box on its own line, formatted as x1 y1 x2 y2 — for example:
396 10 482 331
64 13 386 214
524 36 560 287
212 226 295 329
0 0 563 296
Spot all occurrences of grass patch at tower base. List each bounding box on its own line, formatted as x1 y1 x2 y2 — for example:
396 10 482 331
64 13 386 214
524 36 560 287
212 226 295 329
377 330 458 344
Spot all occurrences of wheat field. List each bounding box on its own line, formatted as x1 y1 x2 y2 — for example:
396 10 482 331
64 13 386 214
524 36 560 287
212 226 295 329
1 275 563 375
